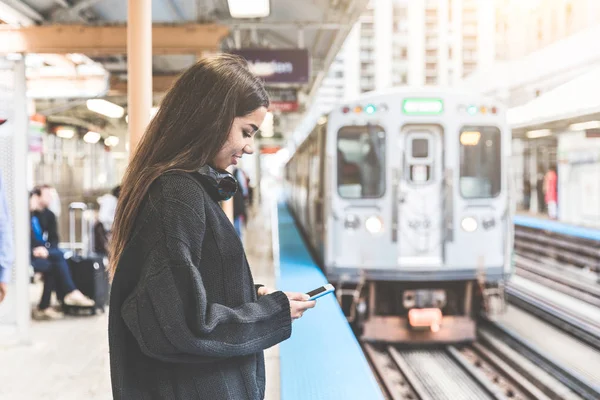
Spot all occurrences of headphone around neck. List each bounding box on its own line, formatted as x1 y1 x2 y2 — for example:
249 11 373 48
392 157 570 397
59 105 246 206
197 165 238 201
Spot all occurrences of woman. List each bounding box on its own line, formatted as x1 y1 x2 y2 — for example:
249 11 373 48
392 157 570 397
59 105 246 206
108 54 315 399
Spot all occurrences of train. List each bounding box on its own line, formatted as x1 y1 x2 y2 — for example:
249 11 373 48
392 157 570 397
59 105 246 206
285 88 514 343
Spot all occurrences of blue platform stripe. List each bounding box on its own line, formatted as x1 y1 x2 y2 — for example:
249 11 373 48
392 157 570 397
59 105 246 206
514 215 600 242
276 203 384 400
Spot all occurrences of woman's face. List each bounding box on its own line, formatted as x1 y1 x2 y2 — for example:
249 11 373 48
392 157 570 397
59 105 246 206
212 107 267 170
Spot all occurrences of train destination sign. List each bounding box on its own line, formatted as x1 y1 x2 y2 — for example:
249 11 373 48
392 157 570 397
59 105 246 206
402 98 444 115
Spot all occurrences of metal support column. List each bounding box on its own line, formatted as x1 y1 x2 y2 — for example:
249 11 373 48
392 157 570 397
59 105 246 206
127 0 152 157
0 56 30 345
13 58 29 344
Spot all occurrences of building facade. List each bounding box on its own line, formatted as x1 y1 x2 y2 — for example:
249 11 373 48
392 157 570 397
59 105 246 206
310 0 496 119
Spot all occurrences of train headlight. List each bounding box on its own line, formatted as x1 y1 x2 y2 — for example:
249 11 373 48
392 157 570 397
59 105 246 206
461 217 478 232
344 214 360 229
365 216 383 234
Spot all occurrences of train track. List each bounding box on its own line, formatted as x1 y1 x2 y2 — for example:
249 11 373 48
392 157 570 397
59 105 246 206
363 340 558 400
514 225 600 274
509 224 600 351
514 255 600 307
507 278 600 351
365 326 600 400
481 320 600 400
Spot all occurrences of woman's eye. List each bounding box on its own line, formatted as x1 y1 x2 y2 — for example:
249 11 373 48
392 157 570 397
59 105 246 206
243 130 251 138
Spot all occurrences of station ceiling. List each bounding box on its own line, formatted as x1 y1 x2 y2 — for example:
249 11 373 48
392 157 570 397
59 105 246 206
0 0 369 148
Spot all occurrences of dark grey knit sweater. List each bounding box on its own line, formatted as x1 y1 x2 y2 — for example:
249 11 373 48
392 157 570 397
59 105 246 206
108 171 292 399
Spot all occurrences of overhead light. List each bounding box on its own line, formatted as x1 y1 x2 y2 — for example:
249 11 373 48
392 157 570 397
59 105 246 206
67 53 86 64
86 99 125 118
227 0 270 18
83 131 101 144
104 136 120 147
526 129 552 139
6 53 23 61
568 121 600 131
56 127 75 139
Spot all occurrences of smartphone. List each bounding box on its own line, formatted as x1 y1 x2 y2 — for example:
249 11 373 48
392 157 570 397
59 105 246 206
306 284 335 301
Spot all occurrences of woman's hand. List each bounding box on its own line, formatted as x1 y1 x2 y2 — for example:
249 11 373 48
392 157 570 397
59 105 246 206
286 292 316 320
257 287 316 320
257 286 275 297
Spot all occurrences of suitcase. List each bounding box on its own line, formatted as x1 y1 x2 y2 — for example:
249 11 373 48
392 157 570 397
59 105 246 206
64 202 110 315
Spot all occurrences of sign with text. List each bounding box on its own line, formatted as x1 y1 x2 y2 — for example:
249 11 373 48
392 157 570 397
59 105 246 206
267 88 299 112
231 49 309 84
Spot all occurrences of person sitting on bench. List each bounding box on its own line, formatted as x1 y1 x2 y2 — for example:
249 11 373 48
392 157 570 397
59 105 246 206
30 186 94 320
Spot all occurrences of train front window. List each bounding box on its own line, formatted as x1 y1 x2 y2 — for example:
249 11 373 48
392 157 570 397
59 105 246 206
337 125 386 198
459 126 501 198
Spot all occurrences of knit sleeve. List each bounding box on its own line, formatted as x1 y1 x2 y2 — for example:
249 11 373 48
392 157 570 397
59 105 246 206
120 175 292 363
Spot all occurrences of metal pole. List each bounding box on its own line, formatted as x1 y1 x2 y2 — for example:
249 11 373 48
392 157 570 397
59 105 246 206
127 0 152 158
13 56 30 345
255 145 262 205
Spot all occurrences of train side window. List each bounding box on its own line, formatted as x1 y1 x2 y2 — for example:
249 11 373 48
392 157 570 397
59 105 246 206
459 126 501 198
337 125 386 199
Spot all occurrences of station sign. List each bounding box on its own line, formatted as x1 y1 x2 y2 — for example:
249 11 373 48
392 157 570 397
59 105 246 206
231 49 310 84
585 128 600 138
267 88 299 112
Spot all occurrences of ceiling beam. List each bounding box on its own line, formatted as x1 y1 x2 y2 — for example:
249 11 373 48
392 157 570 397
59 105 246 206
108 74 179 95
0 24 229 55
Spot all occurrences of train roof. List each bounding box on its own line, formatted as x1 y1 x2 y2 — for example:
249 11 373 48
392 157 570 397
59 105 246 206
339 86 504 106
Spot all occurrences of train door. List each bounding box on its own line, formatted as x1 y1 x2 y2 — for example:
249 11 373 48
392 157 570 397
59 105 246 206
395 125 444 267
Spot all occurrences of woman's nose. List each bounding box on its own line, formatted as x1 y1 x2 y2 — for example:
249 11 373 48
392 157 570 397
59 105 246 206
243 143 254 155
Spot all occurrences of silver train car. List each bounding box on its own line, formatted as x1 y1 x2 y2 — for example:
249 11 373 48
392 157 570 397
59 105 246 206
285 88 514 343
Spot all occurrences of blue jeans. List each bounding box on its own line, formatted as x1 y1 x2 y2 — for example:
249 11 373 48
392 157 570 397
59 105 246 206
31 248 76 309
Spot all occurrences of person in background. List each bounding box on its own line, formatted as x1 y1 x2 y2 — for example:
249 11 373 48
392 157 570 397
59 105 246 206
522 179 531 211
46 186 62 219
232 167 248 238
544 167 558 220
246 175 254 207
95 185 121 255
30 187 94 320
0 171 13 304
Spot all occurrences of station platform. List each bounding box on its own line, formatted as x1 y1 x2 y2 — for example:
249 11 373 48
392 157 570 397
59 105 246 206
274 202 384 400
514 214 600 241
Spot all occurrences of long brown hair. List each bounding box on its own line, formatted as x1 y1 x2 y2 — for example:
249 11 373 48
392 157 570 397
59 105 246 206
109 54 269 278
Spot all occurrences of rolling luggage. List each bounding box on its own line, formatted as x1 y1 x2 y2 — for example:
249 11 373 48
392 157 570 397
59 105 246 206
64 202 110 315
